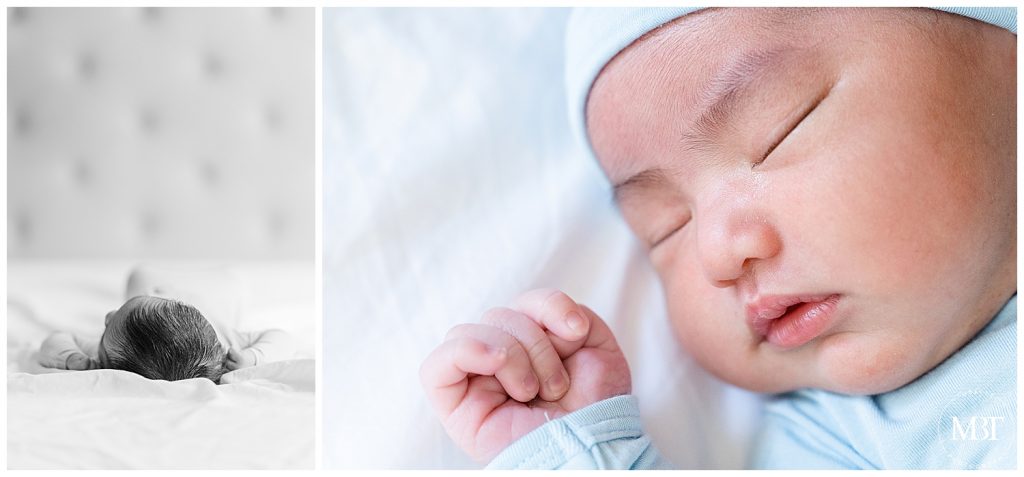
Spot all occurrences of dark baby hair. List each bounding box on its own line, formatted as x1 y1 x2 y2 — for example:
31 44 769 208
104 299 226 383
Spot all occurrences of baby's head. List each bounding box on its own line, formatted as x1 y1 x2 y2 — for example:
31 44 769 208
98 296 226 382
572 8 1016 394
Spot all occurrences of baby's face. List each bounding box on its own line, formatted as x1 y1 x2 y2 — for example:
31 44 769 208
587 8 1016 394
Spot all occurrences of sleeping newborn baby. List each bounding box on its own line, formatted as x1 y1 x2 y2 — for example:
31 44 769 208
39 265 294 383
421 7 1016 469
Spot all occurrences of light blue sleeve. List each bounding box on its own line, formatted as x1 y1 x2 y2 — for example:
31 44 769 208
485 394 673 470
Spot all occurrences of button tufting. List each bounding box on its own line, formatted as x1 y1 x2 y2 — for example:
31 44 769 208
8 8 313 260
78 52 97 80
265 104 283 131
139 108 160 134
267 210 287 240
203 53 224 78
141 7 162 23
139 211 161 239
14 213 32 241
13 108 32 136
73 159 91 186
200 160 220 187
10 7 29 24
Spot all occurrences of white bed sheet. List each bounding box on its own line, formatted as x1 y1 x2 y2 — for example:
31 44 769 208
6 260 315 469
322 8 763 469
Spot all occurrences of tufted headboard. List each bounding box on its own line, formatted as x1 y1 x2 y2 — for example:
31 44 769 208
7 8 313 260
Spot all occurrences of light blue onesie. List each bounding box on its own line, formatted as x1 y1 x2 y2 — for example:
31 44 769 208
487 295 1016 469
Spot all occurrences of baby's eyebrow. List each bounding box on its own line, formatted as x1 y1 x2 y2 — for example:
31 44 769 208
612 48 792 205
680 48 790 153
613 167 672 204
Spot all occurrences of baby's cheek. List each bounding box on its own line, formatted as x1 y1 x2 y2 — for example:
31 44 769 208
661 271 759 388
804 121 959 294
839 56 1001 282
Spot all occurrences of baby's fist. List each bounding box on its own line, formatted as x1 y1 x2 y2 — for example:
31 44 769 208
65 352 93 370
420 289 631 462
225 348 257 371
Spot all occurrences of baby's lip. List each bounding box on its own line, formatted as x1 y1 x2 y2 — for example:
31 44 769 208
745 293 838 339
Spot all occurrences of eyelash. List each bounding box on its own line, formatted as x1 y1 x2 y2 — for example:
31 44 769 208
651 216 689 249
753 95 824 168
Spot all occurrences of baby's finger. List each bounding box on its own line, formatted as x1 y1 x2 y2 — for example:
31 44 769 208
419 335 513 417
512 289 590 341
481 307 570 401
443 324 541 403
579 305 623 353
511 289 591 357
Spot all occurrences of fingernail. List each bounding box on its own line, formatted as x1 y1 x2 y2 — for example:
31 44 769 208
565 311 585 335
546 370 566 395
523 373 537 390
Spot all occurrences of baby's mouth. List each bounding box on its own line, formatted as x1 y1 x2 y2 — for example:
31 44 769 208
746 294 842 349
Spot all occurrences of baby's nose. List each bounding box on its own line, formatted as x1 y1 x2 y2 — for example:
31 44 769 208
697 208 781 287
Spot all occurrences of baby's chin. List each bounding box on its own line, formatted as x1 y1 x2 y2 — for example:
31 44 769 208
707 332 931 396
800 333 932 395
811 332 930 395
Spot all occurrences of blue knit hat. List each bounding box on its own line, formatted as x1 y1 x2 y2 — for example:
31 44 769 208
564 7 1017 158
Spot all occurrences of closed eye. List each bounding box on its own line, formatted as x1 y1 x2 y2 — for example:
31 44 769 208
650 217 690 249
753 91 827 168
